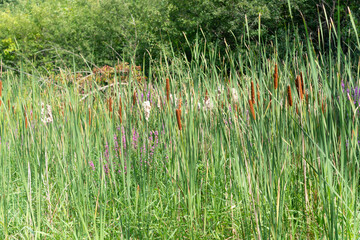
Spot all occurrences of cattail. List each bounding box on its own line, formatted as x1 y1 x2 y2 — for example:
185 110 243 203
108 97 113 115
119 97 122 124
175 109 182 130
257 83 260 105
7 99 10 110
248 99 256 120
287 85 293 107
88 107 91 126
274 64 278 90
300 72 304 91
166 78 170 103
133 90 136 106
306 93 309 105
296 75 303 100
269 94 272 109
205 90 209 101
296 104 299 115
251 81 255 104
24 106 28 129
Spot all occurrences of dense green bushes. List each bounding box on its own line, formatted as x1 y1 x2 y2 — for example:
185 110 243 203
0 0 359 72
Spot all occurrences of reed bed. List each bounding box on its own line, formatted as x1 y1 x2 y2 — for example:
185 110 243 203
0 14 359 240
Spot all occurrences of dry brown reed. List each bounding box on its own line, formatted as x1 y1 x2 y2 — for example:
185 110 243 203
274 64 278 90
248 99 256 120
287 86 293 107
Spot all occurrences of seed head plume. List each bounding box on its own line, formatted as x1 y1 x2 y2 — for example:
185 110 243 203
248 99 256 120
274 64 278 90
287 85 293 107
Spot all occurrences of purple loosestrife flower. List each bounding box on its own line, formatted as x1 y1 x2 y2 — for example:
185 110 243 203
89 161 95 171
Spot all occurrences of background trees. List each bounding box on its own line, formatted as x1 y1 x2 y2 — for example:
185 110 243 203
0 0 359 71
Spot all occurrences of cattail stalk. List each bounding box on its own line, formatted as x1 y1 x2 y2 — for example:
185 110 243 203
274 64 278 90
287 86 293 107
248 99 256 120
251 81 255 104
119 97 122 124
24 106 28 129
166 78 170 103
0 80 2 106
175 109 182 130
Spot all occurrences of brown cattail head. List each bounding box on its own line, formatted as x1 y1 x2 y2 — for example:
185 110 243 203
306 93 309 105
274 64 278 90
108 97 113 113
257 83 260 105
166 78 170 103
248 99 256 120
287 85 293 107
175 109 182 130
133 90 136 106
296 75 303 100
119 97 122 124
300 72 304 91
251 81 255 104
88 107 91 126
24 106 28 129
205 90 209 101
322 99 326 114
